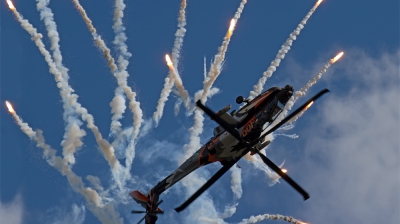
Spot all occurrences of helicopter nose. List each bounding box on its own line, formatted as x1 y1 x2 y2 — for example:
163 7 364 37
284 85 294 93
277 86 294 104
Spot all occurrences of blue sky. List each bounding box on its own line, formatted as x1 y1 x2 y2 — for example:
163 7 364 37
1 0 399 223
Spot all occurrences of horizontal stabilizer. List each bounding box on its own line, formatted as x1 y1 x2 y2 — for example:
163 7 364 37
130 190 163 213
130 190 149 204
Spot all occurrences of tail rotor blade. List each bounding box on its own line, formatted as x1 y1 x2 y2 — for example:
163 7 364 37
136 215 146 224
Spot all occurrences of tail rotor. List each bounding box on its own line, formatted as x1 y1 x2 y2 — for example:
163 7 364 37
131 200 164 224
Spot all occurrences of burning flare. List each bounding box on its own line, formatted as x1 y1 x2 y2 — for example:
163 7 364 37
227 19 236 38
5 101 15 114
6 0 15 10
165 54 173 67
316 0 323 7
306 101 314 109
330 51 344 64
281 169 288 173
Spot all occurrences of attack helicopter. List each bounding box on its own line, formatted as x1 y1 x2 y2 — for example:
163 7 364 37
130 85 329 224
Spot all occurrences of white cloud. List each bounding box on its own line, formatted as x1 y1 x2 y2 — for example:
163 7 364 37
295 49 400 224
46 204 86 224
0 195 24 224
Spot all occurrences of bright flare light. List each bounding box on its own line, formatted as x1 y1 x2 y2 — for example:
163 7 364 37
316 0 323 7
5 101 15 114
330 51 344 64
6 0 15 10
165 54 173 67
227 19 236 38
281 169 288 173
229 19 236 32
306 101 314 109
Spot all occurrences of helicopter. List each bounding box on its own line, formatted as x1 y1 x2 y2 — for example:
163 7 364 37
130 85 329 224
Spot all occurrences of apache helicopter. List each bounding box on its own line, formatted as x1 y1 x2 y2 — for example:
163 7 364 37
130 85 329 224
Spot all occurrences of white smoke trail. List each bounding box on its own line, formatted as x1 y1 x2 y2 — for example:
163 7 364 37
230 165 243 200
7 108 123 223
182 0 247 162
153 0 189 124
72 0 144 178
180 109 204 164
218 203 239 220
239 213 307 224
200 0 247 103
204 56 207 80
109 0 129 136
166 57 191 112
71 0 143 145
61 122 87 164
174 99 183 116
276 133 299 139
10 8 125 187
153 76 175 125
110 0 146 178
273 52 342 127
36 0 87 166
109 89 126 134
249 0 323 99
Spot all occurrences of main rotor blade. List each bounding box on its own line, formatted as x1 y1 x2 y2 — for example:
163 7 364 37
259 89 329 141
255 149 309 200
196 100 243 142
131 210 146 214
175 159 238 212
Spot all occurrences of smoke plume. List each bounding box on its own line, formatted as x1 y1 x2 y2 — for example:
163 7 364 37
11 6 125 188
249 0 323 99
239 214 306 224
153 0 189 125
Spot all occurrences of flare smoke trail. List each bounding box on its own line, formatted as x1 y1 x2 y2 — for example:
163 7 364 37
182 0 247 163
153 0 189 124
200 0 246 102
110 0 144 178
71 0 143 145
5 102 123 224
165 54 191 112
274 52 344 126
9 5 125 186
239 214 307 224
249 0 324 99
204 56 207 80
230 165 243 200
109 0 130 136
35 0 86 166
